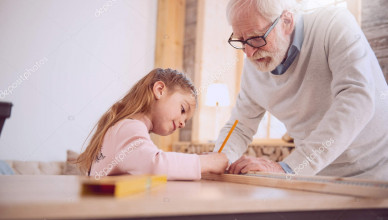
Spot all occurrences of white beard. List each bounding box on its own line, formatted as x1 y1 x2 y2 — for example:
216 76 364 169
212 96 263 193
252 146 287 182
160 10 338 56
249 30 291 72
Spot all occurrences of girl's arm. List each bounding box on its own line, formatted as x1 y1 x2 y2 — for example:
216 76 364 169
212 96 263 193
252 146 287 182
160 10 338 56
111 120 227 180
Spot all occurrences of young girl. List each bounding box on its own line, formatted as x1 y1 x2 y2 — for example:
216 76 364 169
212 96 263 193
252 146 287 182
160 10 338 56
75 68 228 180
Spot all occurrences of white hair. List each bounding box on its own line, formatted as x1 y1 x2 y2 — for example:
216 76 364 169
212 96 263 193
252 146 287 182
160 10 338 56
226 0 300 24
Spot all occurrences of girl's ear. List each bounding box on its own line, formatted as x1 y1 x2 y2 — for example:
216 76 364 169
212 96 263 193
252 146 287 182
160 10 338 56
280 10 294 36
153 81 166 100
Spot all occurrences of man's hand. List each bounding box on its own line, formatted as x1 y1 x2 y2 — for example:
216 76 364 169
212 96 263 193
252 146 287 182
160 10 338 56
228 155 285 174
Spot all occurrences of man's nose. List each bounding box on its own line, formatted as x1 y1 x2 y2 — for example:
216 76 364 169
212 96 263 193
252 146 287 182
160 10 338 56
244 44 258 58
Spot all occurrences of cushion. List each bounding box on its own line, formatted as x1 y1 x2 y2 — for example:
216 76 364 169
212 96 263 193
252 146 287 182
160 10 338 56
5 160 64 175
62 150 83 175
282 133 294 143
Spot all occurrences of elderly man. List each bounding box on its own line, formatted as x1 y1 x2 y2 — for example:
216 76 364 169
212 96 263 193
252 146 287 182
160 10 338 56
214 0 388 180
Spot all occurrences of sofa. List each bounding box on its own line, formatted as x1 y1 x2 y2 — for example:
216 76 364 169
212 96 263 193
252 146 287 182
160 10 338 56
2 150 82 175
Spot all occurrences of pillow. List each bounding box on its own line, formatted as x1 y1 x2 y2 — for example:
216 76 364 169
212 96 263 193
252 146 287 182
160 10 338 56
282 132 294 143
4 160 64 175
62 150 83 175
0 160 14 175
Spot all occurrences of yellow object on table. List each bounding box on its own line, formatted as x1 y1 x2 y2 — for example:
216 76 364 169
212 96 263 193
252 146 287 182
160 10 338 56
80 174 167 198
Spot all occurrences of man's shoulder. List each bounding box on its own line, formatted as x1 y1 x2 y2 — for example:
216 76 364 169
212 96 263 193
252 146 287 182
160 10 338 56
303 7 349 28
302 6 356 46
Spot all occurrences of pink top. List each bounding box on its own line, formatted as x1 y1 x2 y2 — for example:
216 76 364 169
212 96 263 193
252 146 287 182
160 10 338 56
90 119 201 180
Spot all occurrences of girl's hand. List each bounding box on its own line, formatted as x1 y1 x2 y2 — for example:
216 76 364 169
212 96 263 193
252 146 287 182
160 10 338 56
199 152 229 174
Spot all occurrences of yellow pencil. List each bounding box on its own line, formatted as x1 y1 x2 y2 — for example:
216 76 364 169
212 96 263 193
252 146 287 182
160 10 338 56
218 120 239 153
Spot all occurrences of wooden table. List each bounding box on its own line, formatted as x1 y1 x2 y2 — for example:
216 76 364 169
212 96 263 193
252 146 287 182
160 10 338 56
0 175 388 219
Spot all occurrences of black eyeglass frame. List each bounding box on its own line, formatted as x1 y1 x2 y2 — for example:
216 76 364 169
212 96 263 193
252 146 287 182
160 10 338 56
228 16 281 49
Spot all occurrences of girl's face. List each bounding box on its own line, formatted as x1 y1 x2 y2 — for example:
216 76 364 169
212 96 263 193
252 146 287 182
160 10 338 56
150 82 196 136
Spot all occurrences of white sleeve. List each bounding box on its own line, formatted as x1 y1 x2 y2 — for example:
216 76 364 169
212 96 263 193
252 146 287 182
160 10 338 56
284 9 376 175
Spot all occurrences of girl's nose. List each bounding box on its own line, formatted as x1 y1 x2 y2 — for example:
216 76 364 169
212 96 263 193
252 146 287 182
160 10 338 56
244 44 258 58
179 121 185 128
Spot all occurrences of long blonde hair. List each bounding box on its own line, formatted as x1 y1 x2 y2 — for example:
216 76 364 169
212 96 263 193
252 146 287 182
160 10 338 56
74 68 197 175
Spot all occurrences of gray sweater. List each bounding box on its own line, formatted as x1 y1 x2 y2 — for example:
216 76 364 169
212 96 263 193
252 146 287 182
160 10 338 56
214 7 388 180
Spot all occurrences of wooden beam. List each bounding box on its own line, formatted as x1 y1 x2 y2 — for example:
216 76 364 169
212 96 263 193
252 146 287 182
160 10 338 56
266 112 271 139
180 0 199 142
152 0 186 151
346 0 362 26
191 0 204 142
202 172 388 198
154 0 185 69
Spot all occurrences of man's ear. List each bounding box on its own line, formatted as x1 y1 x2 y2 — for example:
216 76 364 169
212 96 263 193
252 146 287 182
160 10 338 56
281 10 294 36
153 81 166 100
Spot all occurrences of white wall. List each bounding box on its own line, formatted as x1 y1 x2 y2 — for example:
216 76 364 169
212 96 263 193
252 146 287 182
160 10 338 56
196 0 238 142
0 0 157 161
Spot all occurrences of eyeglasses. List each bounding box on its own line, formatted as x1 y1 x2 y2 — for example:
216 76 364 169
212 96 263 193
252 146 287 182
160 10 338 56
228 17 280 50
